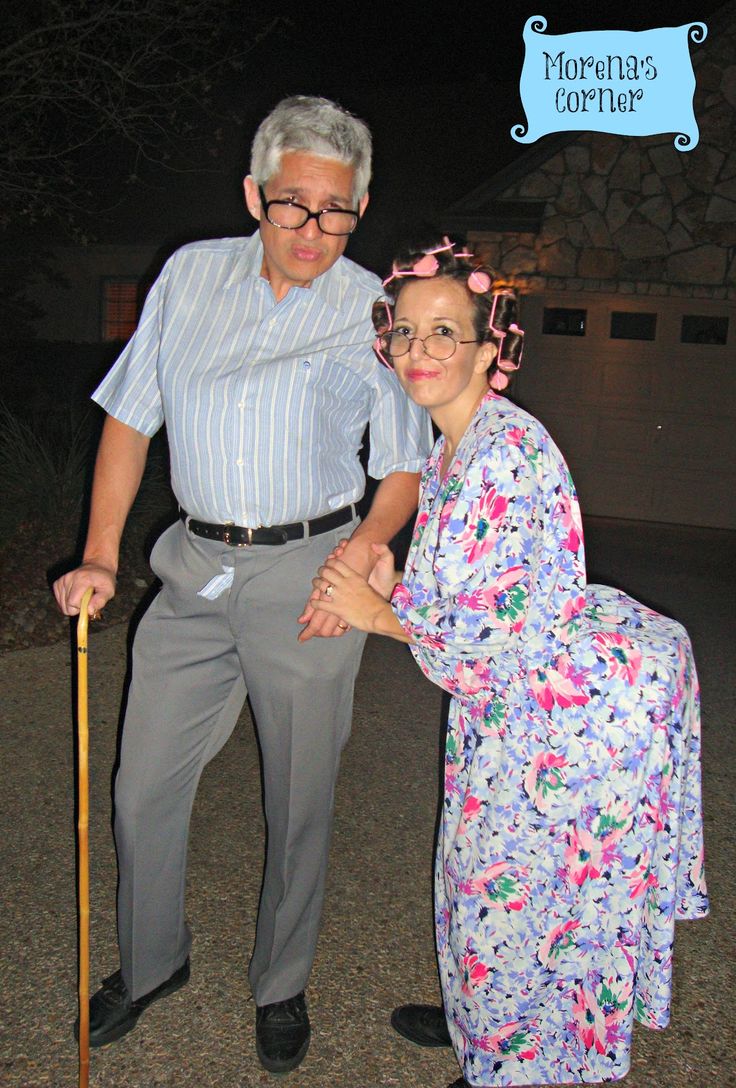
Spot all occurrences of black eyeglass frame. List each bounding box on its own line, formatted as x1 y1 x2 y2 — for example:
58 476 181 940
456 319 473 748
258 186 361 236
384 331 481 361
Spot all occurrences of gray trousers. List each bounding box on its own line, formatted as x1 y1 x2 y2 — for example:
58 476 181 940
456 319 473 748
113 517 365 1003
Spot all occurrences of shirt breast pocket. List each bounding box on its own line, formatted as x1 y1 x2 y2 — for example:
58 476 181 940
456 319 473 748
300 351 371 420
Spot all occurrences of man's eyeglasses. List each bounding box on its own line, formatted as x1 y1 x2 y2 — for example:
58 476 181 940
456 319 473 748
383 331 479 362
258 186 360 236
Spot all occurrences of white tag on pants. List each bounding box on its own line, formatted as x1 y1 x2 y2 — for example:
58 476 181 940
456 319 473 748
197 564 235 600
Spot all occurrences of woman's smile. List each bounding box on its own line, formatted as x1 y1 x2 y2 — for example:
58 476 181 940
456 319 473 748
406 366 442 381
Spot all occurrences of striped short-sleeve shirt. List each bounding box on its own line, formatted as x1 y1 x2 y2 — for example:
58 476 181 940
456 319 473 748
93 234 431 526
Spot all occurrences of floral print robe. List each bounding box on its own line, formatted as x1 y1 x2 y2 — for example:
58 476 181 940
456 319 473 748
391 391 708 1086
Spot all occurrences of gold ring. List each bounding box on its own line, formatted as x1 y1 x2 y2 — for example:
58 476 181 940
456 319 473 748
337 622 348 630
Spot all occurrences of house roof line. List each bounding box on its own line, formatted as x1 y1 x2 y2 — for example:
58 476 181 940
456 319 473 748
445 132 578 214
446 0 736 218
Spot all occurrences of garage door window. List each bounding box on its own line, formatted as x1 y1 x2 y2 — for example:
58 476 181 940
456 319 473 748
542 308 586 336
681 315 729 345
610 311 657 340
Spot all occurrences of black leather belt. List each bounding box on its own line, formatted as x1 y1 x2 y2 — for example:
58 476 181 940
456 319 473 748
180 504 355 547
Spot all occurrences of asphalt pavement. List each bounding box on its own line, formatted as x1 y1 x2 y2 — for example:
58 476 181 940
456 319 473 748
1 518 733 1088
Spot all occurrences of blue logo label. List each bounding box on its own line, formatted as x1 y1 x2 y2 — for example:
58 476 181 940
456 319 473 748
511 17 707 151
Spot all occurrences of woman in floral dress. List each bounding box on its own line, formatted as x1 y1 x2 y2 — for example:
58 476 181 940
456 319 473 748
312 242 708 1088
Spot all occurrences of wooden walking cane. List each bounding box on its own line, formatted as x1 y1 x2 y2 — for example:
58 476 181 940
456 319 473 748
77 587 94 1088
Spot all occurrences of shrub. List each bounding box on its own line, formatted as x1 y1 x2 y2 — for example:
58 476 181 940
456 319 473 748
0 402 94 536
0 402 175 544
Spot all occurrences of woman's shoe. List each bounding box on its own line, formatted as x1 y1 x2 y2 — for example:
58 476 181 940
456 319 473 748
390 1003 451 1046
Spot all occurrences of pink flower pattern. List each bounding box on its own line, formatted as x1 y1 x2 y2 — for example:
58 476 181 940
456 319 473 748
592 630 644 684
474 1020 540 1061
537 919 581 969
461 951 492 995
523 751 568 813
391 391 708 1085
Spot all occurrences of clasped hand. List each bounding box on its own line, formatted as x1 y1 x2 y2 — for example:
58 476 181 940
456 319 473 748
297 539 399 640
310 542 398 634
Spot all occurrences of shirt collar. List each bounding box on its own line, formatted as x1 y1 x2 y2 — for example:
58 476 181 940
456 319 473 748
224 231 347 312
224 231 265 286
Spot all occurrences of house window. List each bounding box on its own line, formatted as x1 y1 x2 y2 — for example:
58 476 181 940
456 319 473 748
542 307 586 336
680 315 729 345
610 311 657 341
102 279 141 341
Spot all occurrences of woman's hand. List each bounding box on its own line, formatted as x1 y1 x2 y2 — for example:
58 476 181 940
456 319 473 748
312 557 393 634
367 543 400 599
296 538 355 640
312 556 411 643
323 539 398 598
299 538 405 641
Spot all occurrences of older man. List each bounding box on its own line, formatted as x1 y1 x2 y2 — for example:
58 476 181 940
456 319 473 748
54 96 429 1073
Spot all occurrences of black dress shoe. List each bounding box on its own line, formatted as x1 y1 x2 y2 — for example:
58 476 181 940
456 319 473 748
75 958 190 1047
391 1003 452 1047
255 991 311 1073
446 1079 470 1087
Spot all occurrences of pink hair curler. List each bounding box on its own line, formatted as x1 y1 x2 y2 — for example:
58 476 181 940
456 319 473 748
468 269 492 294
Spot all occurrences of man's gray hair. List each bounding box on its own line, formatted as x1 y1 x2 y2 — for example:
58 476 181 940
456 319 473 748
250 96 372 201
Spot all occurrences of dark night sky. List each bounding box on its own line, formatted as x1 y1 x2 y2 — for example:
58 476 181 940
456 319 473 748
71 1 728 274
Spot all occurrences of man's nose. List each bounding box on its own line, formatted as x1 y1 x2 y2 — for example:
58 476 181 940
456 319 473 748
297 214 323 240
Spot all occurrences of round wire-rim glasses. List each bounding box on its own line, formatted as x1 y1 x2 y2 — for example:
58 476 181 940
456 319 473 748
258 186 360 236
383 331 480 362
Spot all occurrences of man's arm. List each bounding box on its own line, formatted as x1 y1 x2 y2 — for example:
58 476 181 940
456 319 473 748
297 470 420 642
53 415 151 617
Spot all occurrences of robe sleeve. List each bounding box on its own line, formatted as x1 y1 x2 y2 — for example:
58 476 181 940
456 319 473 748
391 428 541 698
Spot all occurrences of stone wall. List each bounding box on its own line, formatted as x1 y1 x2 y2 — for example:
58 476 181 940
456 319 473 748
471 12 736 301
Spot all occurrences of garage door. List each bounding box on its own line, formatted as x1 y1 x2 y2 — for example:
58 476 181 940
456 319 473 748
514 292 736 529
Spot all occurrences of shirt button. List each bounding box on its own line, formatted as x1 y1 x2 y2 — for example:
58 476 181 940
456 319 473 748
302 360 311 370
236 459 244 466
238 402 245 409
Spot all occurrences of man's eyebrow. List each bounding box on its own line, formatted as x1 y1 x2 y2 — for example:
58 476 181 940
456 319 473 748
270 186 353 205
